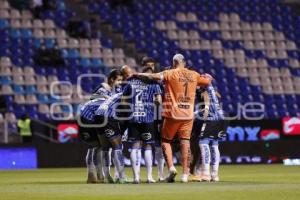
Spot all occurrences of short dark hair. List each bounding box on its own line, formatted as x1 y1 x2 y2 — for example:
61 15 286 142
108 69 121 84
141 56 155 66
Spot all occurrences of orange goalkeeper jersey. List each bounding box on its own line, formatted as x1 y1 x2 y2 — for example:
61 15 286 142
162 67 211 120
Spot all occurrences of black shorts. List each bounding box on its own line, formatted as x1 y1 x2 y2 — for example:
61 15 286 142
199 120 229 140
128 122 155 144
192 119 204 140
118 120 129 135
94 116 122 140
78 117 101 147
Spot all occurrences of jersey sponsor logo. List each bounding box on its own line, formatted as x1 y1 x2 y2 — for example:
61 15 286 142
178 104 190 109
260 129 280 140
282 117 300 135
133 112 146 117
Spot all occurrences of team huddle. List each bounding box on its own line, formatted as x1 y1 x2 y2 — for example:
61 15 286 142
78 54 228 184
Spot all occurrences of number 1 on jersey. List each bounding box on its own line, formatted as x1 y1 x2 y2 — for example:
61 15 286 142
183 82 188 97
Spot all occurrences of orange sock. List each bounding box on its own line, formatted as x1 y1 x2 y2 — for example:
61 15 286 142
161 140 173 169
180 139 191 175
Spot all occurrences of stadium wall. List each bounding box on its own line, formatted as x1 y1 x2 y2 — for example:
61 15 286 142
1 140 300 168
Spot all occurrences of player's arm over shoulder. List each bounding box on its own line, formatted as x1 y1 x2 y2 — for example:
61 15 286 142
134 69 173 81
134 72 162 81
195 72 212 86
201 91 210 120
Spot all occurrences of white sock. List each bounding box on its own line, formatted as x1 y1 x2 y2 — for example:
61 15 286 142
113 149 126 179
130 148 141 181
144 148 153 180
114 165 120 180
195 162 202 176
86 148 95 176
210 144 220 176
95 148 104 180
155 146 165 179
169 165 176 172
199 143 210 175
102 150 111 178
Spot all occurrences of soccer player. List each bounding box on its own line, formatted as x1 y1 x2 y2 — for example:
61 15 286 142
93 69 123 181
78 69 123 183
95 92 128 183
141 56 156 72
141 57 166 181
189 89 203 178
134 54 212 182
91 69 123 99
79 97 107 183
196 84 228 182
121 65 162 183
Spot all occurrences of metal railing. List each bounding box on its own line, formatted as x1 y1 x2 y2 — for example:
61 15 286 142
0 120 8 143
0 119 59 144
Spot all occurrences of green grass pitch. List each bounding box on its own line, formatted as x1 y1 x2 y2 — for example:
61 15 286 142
1 165 300 200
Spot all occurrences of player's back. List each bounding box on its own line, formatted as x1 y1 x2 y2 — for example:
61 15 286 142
80 98 106 121
162 67 210 120
124 78 161 123
95 93 122 118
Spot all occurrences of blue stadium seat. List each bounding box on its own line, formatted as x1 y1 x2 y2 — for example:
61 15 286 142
45 39 55 49
13 85 25 94
91 58 103 67
37 94 50 104
10 29 21 38
80 58 91 67
0 19 9 29
0 76 12 85
25 86 37 94
21 29 33 38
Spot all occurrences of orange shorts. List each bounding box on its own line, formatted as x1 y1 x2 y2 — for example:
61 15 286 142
161 118 194 140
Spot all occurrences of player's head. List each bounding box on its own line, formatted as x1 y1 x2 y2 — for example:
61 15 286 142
141 56 156 71
120 65 134 80
107 69 122 87
172 54 186 68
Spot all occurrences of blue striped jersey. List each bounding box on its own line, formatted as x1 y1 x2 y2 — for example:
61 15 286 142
95 93 123 118
80 98 106 121
123 78 162 123
196 84 224 121
93 83 111 96
92 83 121 98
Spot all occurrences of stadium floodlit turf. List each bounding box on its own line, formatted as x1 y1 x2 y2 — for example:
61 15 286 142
1 165 300 200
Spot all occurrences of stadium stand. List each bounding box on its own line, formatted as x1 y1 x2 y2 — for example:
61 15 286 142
0 0 300 130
